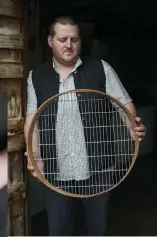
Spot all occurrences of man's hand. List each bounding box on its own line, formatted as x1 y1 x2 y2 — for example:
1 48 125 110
133 117 146 142
24 152 44 178
123 102 146 142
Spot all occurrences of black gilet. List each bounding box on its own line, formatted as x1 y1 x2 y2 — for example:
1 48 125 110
31 57 114 179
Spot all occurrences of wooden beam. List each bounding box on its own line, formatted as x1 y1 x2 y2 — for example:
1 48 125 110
0 49 22 63
0 34 23 49
8 151 24 188
0 63 23 78
8 184 26 236
8 182 26 200
0 78 22 119
8 118 24 136
8 134 25 152
0 0 22 18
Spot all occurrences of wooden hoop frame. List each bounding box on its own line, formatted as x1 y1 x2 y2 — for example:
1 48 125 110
27 89 139 198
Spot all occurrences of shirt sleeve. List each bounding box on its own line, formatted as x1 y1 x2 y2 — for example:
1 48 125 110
26 70 37 116
101 60 132 106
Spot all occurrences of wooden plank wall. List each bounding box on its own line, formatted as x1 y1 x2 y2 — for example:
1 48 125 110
0 0 28 235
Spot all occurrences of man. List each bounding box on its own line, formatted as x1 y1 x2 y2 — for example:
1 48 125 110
24 16 146 236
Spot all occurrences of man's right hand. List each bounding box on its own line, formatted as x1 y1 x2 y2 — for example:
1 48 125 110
24 152 44 178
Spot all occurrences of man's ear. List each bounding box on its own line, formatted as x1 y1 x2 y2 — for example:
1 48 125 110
48 35 53 48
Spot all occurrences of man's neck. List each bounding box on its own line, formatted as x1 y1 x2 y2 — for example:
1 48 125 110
53 58 79 79
53 57 78 71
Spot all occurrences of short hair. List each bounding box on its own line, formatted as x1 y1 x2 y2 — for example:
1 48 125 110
49 15 79 37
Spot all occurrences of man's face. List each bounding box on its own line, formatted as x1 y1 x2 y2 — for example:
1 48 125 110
48 23 81 65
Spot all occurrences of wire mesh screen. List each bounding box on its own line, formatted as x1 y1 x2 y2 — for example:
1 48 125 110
31 91 136 196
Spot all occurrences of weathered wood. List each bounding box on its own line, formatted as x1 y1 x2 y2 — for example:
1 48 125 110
0 78 22 118
0 16 21 35
0 0 22 18
0 63 23 78
8 118 24 136
8 183 25 199
0 34 23 49
8 183 26 236
8 134 25 152
0 0 28 235
8 196 25 236
0 49 22 63
8 82 22 118
8 152 24 187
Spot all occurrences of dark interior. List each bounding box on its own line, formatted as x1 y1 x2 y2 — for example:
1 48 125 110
28 0 157 235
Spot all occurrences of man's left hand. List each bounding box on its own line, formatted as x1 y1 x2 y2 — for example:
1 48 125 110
134 117 146 142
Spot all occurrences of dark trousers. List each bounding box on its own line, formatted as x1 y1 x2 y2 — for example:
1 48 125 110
46 188 110 236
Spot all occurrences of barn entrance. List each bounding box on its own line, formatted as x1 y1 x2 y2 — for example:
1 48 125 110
0 0 156 235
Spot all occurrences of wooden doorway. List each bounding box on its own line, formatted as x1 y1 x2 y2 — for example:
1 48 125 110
0 0 28 235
